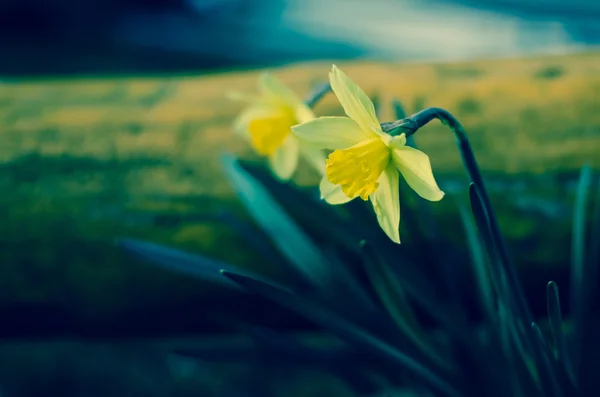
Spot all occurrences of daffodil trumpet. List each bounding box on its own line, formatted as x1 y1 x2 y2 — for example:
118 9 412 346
292 65 446 244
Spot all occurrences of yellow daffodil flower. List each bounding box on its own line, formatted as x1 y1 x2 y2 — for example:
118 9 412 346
230 73 326 180
292 65 444 243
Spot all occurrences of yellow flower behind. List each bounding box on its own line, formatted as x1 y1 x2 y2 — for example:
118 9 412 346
292 65 445 243
230 73 325 180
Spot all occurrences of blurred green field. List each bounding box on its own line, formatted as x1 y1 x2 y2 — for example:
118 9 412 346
0 51 599 324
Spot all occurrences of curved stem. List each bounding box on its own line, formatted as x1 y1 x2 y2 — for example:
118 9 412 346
382 107 565 392
304 82 331 108
382 107 532 324
381 107 465 139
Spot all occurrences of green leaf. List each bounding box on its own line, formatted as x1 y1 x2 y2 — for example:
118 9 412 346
546 281 576 385
221 270 462 397
118 238 247 290
205 211 295 270
469 183 533 333
456 198 495 321
221 155 382 327
575 170 600 394
570 164 593 373
470 183 558 388
531 322 566 397
239 161 365 250
221 154 330 288
468 183 506 292
360 241 420 332
360 241 473 350
505 325 542 397
360 241 449 372
495 301 536 397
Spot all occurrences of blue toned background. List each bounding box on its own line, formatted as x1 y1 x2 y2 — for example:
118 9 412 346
1 0 598 75
0 1 598 397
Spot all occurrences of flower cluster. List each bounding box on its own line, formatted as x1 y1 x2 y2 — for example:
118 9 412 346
231 65 444 244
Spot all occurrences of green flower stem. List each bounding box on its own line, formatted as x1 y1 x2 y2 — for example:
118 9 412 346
383 107 565 390
305 82 331 108
392 99 417 148
381 107 534 331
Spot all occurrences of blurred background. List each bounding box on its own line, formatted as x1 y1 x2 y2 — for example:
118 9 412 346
0 0 599 396
1 0 599 75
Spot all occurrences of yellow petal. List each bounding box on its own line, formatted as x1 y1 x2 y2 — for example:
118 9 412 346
269 135 299 180
291 116 370 150
370 165 401 244
319 177 354 205
326 138 390 201
259 73 303 107
329 65 379 132
392 146 444 202
294 103 316 124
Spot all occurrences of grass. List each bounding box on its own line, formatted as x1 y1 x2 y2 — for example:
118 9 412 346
0 51 598 324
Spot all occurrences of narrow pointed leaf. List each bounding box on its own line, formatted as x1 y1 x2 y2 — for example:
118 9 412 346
488 302 531 397
223 155 382 326
546 281 576 384
369 242 474 346
531 322 566 397
315 245 389 329
238 166 375 307
570 164 593 373
506 327 543 397
241 161 365 250
577 172 600 393
221 154 330 287
470 183 558 385
118 238 244 290
360 241 445 369
413 195 462 308
456 198 494 320
470 183 532 327
222 270 462 397
468 183 505 289
467 167 533 335
213 211 294 271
